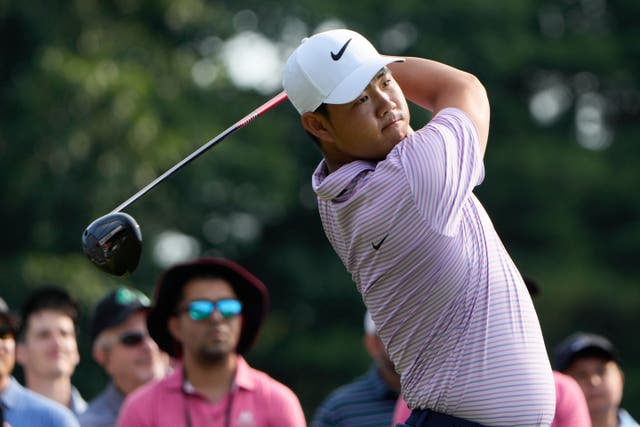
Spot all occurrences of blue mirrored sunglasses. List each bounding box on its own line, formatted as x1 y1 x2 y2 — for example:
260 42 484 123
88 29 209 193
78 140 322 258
182 299 243 320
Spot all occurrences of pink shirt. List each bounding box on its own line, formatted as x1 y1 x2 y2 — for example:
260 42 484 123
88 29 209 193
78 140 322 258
117 357 306 427
391 396 411 426
313 109 555 426
551 371 591 427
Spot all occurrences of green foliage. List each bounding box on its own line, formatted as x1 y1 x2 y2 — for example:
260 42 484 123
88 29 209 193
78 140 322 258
1 0 639 419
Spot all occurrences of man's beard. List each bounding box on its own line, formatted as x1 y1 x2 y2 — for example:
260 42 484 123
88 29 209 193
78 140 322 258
196 342 232 364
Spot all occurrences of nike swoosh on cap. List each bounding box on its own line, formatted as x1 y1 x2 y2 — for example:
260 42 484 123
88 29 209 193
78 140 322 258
330 38 352 61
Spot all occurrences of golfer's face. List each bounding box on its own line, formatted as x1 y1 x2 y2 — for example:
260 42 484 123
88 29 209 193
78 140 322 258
326 68 411 162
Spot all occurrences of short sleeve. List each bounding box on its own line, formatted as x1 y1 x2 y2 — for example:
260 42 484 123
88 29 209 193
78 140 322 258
399 108 484 236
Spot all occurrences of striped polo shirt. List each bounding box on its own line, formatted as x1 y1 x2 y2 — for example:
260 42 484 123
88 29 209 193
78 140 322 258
312 108 555 426
311 366 399 427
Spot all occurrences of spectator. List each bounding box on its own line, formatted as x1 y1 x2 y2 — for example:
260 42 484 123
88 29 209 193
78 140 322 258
312 310 399 427
283 28 555 426
552 370 592 427
117 257 306 427
78 287 169 427
555 332 639 427
16 286 87 416
0 296 80 426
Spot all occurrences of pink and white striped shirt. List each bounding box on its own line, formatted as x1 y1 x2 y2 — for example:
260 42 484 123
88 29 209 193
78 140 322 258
312 108 555 426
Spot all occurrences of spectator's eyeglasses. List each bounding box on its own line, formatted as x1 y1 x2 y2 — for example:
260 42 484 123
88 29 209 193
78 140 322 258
117 331 147 347
179 299 242 321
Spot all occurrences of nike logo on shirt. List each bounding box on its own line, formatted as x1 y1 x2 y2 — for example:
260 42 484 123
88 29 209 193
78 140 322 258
331 38 352 61
372 234 389 250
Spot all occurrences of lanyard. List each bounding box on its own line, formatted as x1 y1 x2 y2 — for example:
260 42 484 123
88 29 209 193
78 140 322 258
182 373 235 427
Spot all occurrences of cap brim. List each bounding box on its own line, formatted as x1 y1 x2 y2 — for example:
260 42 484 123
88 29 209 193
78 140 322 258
99 305 148 333
554 333 621 371
325 56 404 105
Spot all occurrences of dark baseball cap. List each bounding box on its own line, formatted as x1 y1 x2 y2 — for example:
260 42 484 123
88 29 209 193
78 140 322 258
147 257 268 358
90 286 151 345
0 297 17 336
554 332 622 372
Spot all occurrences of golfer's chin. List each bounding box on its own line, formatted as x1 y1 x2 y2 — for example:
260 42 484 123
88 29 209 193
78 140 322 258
384 124 413 150
384 119 412 138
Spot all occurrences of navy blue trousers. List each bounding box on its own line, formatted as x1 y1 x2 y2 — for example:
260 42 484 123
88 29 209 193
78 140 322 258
397 409 489 427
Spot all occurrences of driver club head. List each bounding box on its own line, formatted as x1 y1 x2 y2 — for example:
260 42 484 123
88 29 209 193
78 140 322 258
82 212 142 277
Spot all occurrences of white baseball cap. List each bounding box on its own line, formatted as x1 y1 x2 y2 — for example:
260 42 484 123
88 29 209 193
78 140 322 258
283 29 404 115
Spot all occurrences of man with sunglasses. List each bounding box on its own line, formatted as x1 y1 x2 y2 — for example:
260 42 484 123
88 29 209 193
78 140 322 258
117 257 306 427
78 287 169 427
0 297 80 426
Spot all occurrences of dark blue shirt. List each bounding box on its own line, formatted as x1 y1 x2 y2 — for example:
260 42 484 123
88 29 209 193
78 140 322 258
77 382 125 427
311 366 399 427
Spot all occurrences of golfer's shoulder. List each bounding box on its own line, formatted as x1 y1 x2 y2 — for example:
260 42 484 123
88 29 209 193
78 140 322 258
416 108 477 139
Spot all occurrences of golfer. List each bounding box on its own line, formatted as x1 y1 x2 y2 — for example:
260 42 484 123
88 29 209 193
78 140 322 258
283 29 555 426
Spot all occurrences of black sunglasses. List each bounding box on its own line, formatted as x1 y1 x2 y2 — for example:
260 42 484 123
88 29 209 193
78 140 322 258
117 331 147 347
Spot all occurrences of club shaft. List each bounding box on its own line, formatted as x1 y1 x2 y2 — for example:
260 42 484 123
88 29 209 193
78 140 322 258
111 91 288 213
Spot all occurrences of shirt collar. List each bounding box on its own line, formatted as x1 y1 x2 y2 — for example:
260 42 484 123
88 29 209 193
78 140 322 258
233 356 255 391
70 385 88 414
312 159 376 201
93 382 126 417
618 408 639 427
180 356 255 395
0 377 22 409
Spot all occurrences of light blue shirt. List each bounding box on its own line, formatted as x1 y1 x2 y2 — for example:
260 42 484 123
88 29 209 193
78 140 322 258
70 385 88 416
619 408 639 427
2 376 80 427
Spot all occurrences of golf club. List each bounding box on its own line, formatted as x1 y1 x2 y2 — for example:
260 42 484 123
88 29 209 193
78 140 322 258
82 91 289 277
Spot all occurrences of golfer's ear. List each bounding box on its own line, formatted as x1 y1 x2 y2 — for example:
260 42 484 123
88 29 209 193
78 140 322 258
301 112 334 142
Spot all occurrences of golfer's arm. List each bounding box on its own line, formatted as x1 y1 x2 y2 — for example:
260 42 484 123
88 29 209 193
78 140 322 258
389 57 490 155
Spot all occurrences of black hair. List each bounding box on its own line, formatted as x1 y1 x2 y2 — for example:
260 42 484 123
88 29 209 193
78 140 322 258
18 285 79 340
172 272 228 313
